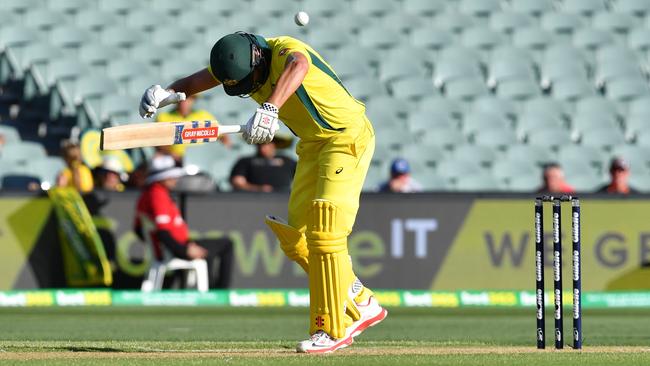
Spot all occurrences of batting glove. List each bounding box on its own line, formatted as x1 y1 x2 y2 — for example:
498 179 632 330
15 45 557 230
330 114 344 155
243 102 280 144
139 85 186 118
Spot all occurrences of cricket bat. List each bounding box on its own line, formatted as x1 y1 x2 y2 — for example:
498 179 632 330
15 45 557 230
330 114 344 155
100 121 245 150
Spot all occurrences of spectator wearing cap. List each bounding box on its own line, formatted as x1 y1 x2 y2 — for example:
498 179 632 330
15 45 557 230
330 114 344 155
95 156 127 192
156 95 231 162
379 158 423 193
597 157 638 194
134 155 233 288
230 134 296 192
537 163 575 194
57 141 94 193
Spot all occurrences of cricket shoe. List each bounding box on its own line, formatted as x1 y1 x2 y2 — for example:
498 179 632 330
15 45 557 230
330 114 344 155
348 296 388 339
296 330 353 354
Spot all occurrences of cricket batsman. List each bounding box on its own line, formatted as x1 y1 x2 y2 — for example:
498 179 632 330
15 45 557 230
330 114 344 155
138 32 387 353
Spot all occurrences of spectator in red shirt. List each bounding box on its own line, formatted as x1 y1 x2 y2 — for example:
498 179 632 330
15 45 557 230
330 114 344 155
134 155 233 288
537 163 575 194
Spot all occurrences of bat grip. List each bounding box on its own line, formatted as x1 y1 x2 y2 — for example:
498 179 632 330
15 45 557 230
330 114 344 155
219 124 246 134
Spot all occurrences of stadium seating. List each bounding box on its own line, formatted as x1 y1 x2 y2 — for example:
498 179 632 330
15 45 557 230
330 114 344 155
1 0 650 193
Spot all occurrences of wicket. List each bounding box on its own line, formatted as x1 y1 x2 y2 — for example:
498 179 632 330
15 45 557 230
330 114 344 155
534 195 582 350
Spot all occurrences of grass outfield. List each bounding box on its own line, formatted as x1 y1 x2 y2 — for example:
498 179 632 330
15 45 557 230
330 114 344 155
0 307 649 365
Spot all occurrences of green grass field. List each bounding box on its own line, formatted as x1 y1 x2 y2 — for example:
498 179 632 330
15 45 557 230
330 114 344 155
0 307 649 365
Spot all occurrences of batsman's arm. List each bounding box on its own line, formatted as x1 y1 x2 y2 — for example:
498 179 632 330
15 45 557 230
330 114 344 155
266 52 309 108
166 68 221 96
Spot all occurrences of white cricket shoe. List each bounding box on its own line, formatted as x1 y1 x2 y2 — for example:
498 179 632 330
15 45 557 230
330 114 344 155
296 330 353 354
348 296 388 339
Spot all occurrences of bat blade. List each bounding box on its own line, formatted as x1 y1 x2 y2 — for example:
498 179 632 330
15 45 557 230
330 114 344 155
100 121 244 150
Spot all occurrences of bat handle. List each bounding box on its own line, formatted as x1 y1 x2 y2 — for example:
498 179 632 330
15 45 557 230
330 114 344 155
219 124 246 134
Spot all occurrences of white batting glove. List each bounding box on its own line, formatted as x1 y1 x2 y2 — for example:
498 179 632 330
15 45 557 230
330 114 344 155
139 85 186 118
243 102 280 144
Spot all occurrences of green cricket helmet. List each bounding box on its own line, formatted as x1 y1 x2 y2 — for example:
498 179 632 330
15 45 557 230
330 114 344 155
210 32 271 97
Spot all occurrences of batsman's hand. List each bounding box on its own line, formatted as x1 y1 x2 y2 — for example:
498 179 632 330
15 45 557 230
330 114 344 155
243 102 279 144
139 85 186 118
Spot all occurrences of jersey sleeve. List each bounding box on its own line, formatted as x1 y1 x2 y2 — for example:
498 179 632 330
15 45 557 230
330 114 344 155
270 37 312 71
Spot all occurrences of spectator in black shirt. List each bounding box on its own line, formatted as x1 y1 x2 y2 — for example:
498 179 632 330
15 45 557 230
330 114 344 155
230 135 296 192
597 157 638 194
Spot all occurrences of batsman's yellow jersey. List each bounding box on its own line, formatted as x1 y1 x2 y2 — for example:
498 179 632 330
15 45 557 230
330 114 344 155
209 36 368 141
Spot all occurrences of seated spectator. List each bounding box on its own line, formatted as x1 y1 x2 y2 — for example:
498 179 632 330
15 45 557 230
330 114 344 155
379 158 423 193
95 156 127 192
537 163 575 194
156 95 231 162
134 155 233 288
0 133 5 154
597 157 638 194
230 135 296 192
57 141 94 193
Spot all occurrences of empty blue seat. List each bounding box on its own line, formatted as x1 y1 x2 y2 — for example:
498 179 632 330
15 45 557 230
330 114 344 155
461 26 506 51
301 0 349 17
487 57 536 87
615 0 650 17
75 9 119 33
435 158 484 182
593 12 639 35
26 8 68 31
513 27 556 50
417 97 464 120
444 78 489 101
510 0 555 17
0 125 21 144
402 0 447 17
101 26 145 49
472 96 517 121
1 141 47 165
455 173 503 192
581 128 627 150
126 9 174 32
452 144 498 167
345 77 388 102
433 11 476 33
497 78 541 100
489 12 534 34
98 0 140 15
358 25 402 49
527 129 572 150
462 111 510 136
408 110 456 132
575 97 622 122
419 127 466 149
26 156 65 186
434 57 483 88
523 97 571 122
506 144 556 166
49 25 92 50
551 77 596 101
473 128 518 150
48 0 89 14
389 76 436 101
411 27 454 50
517 114 566 139
541 12 585 36
352 0 398 17
573 29 615 51
606 77 650 101
380 58 427 82
459 0 502 18
562 0 607 16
